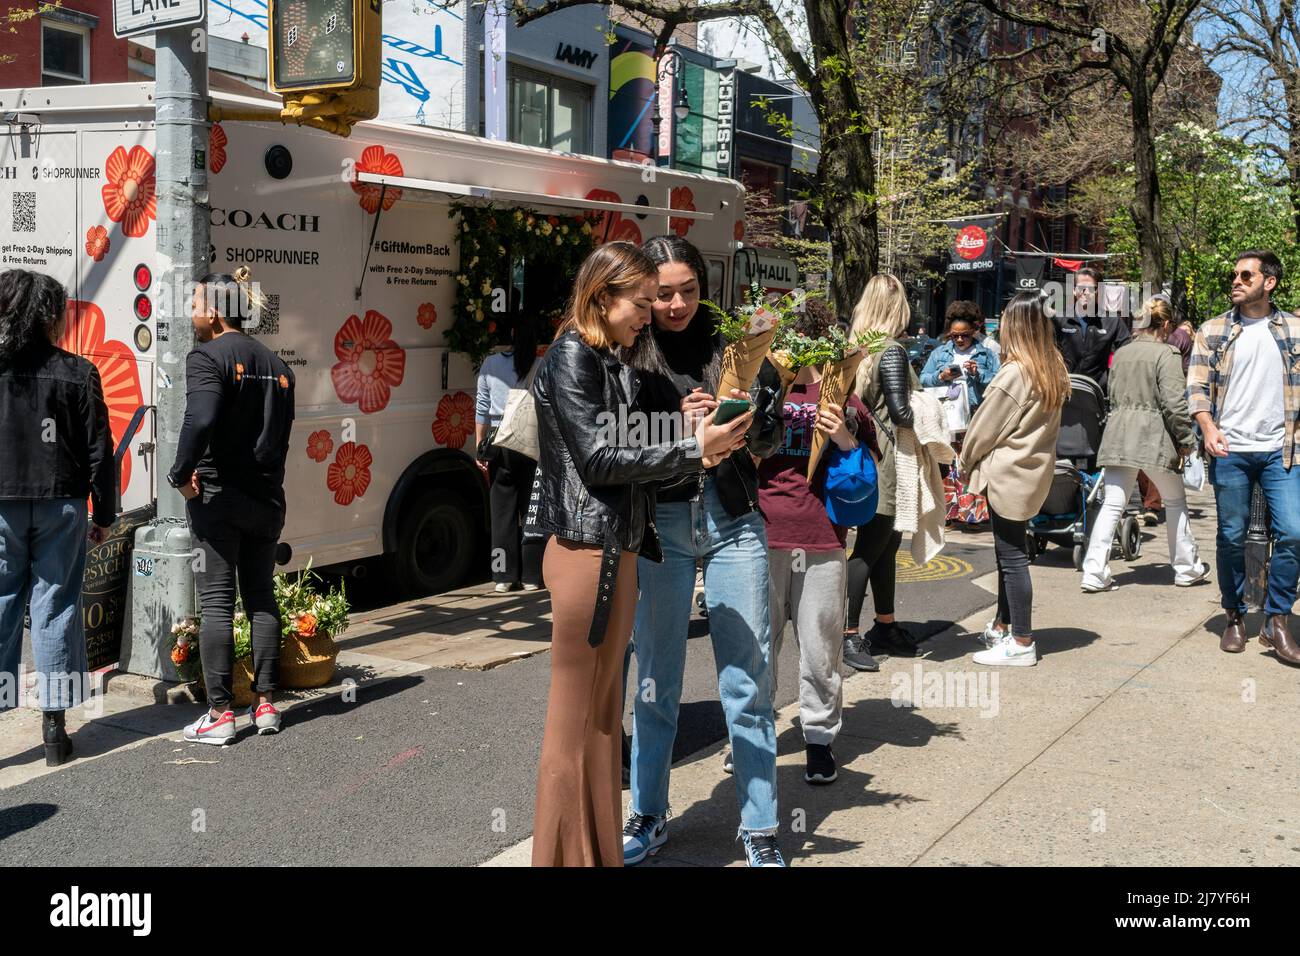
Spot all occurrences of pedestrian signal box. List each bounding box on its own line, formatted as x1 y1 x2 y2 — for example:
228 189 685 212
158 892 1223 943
266 0 381 136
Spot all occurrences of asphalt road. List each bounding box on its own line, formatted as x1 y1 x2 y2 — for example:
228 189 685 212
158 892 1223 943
0 537 996 866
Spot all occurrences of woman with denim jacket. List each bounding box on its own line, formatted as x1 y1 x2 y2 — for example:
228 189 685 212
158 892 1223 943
525 243 753 866
619 235 788 868
919 301 1000 413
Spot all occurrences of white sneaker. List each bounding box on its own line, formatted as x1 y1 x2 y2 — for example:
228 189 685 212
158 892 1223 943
1175 564 1211 587
248 702 282 735
183 710 236 746
521 583 541 592
1080 577 1116 593
973 634 1038 667
493 582 513 593
979 619 1007 648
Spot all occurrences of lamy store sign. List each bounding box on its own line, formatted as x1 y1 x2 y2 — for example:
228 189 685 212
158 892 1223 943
114 0 206 38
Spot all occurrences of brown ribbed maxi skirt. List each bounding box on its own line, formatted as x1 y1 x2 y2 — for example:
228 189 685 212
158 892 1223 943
531 537 639 867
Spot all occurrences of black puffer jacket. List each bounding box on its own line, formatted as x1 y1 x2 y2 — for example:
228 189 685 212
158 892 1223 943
525 330 704 563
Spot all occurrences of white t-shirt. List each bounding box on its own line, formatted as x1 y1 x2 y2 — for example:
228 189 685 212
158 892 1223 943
1219 317 1286 452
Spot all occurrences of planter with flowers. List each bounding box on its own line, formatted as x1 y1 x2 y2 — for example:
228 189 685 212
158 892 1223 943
167 566 350 702
276 567 350 689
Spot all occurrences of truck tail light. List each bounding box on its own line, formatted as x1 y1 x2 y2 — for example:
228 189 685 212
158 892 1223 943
134 294 152 321
133 264 152 291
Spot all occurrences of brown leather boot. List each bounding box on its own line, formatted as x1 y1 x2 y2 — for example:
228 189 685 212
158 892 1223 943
1220 610 1247 653
1260 614 1300 665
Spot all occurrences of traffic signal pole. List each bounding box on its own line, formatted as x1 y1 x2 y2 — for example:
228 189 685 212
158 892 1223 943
120 22 211 680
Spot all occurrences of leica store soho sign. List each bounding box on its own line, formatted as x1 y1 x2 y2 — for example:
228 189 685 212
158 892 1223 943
947 217 998 273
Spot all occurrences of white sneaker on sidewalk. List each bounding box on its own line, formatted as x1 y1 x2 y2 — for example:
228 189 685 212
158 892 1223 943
248 702 282 735
979 619 1007 648
1080 577 1117 593
183 710 236 746
973 634 1038 667
1175 563 1211 587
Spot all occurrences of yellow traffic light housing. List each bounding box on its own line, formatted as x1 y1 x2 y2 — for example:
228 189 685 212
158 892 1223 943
266 0 382 137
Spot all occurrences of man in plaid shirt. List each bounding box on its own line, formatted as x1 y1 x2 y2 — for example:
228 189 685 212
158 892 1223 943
1188 249 1300 664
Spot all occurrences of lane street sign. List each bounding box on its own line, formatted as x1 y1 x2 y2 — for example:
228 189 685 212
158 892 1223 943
114 0 207 39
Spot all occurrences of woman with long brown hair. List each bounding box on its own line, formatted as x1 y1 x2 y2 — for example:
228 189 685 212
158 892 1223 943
960 292 1071 666
525 242 753 866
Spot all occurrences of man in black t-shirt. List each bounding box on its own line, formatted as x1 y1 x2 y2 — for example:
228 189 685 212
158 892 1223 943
168 271 295 745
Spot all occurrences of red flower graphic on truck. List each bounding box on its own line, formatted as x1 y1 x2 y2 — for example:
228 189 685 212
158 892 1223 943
209 124 228 174
417 302 437 329
432 392 475 449
585 189 642 245
84 226 109 262
327 442 373 506
57 300 145 496
352 145 404 214
101 145 157 238
669 187 696 237
306 430 334 463
331 310 407 414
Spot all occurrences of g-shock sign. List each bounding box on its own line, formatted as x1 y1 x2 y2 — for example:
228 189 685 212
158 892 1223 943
271 0 356 90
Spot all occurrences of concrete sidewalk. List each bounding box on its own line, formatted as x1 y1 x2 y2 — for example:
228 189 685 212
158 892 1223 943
487 487 1300 866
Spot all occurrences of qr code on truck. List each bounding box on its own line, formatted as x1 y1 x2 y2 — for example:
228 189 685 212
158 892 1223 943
249 293 279 335
11 192 35 232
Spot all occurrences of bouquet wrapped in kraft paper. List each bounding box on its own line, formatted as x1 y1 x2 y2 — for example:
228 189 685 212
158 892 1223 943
807 330 887 481
714 304 782 400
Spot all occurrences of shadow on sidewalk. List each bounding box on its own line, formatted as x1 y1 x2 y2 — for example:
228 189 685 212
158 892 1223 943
641 701 951 866
0 802 57 841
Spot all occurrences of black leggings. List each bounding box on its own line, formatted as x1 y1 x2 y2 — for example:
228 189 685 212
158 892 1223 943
991 507 1033 637
845 512 903 629
489 448 544 586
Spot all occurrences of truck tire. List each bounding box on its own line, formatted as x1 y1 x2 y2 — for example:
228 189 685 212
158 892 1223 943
390 488 475 596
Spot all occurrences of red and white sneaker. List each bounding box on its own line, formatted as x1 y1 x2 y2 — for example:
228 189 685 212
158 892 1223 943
183 710 236 746
248 702 282 735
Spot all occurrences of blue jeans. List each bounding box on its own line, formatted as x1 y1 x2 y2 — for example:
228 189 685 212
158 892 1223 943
1211 450 1300 615
629 479 778 834
0 499 90 712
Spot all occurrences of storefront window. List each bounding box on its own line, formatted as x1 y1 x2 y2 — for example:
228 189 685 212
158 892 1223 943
506 65 592 154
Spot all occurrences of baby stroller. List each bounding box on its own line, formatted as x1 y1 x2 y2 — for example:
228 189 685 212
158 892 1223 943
1027 374 1142 569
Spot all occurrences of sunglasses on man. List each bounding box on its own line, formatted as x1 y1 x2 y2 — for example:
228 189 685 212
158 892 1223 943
1229 270 1259 284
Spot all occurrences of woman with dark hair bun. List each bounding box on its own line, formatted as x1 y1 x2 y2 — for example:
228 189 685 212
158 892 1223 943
618 234 788 868
0 269 115 765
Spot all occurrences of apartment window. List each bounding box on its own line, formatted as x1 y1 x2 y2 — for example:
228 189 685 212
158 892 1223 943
507 65 592 154
42 20 90 86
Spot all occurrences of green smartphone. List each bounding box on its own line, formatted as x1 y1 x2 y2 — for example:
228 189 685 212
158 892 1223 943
714 398 754 425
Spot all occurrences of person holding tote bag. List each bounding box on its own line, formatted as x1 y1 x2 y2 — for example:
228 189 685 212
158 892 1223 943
1080 298 1209 593
525 242 754 866
960 292 1071 667
475 319 543 592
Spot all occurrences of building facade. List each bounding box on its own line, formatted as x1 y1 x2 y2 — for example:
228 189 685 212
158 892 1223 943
0 1 127 88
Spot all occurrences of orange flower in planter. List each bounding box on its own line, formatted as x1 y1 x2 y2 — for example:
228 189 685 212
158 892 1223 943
296 612 319 638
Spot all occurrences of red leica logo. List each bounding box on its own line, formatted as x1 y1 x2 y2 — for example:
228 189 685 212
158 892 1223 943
955 225 988 260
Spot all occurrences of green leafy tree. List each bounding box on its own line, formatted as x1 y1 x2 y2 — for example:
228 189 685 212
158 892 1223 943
1101 123 1298 318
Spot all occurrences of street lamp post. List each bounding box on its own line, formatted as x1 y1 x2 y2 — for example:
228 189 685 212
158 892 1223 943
650 44 689 167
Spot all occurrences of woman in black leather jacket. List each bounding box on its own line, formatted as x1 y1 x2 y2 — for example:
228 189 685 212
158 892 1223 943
525 242 752 867
845 273 922 662
618 235 786 868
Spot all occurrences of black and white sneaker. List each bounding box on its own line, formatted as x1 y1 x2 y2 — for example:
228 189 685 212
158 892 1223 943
804 743 837 784
842 633 880 672
740 831 786 867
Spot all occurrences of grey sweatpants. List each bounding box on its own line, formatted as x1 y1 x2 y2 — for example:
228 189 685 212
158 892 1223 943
769 548 846 746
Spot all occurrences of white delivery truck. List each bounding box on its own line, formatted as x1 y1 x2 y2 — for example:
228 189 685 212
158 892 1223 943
1 83 746 610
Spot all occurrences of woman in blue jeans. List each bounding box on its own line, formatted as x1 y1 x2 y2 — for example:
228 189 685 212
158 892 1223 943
620 235 788 868
0 270 115 765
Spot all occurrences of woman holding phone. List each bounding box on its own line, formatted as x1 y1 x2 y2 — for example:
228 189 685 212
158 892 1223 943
619 234 787 868
526 242 753 867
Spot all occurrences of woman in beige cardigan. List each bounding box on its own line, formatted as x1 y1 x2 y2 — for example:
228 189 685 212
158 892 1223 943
960 293 1071 666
